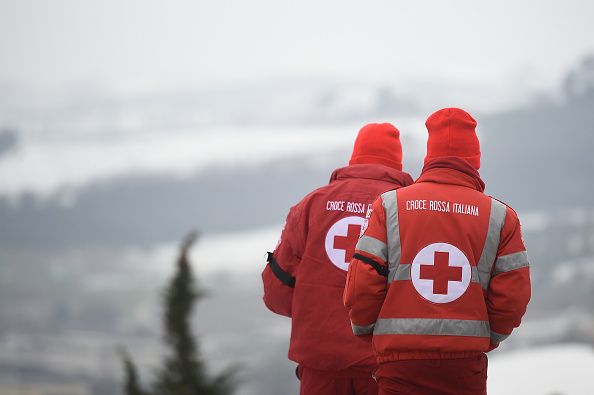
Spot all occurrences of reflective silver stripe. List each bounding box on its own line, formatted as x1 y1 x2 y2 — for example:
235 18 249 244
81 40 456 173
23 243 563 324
490 330 510 344
392 264 411 281
352 322 375 335
493 251 529 276
356 235 388 262
477 198 507 290
381 190 401 283
471 266 479 283
374 318 490 338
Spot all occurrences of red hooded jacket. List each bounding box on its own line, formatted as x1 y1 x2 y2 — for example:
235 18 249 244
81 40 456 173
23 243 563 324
344 158 531 362
262 164 413 371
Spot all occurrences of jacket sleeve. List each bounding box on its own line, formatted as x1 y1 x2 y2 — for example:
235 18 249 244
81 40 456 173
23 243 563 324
343 197 389 335
486 205 531 349
262 202 306 317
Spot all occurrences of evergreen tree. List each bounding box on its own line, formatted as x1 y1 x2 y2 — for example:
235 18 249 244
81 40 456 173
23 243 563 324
121 350 146 395
122 232 236 395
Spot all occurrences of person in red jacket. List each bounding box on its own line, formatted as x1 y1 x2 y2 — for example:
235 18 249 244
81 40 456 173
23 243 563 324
262 123 413 395
344 108 531 395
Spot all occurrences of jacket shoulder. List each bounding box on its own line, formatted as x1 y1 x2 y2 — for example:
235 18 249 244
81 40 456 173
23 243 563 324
287 183 333 216
489 196 519 216
379 188 399 200
489 196 522 227
300 183 334 203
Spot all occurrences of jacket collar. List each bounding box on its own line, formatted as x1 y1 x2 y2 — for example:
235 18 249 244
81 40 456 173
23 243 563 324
330 164 414 187
416 157 485 192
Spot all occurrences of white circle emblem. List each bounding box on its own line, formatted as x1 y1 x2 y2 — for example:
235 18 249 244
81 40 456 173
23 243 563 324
324 216 366 271
410 242 471 303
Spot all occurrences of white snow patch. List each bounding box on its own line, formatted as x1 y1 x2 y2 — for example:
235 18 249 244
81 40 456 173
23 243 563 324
552 256 594 284
488 343 594 395
127 226 283 279
191 226 283 275
518 211 551 232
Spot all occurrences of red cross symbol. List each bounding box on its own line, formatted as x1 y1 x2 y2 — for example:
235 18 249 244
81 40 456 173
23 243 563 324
333 224 362 262
419 251 463 295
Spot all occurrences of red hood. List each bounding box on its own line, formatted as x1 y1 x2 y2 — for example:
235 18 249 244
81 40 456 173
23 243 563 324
417 157 485 192
330 164 413 187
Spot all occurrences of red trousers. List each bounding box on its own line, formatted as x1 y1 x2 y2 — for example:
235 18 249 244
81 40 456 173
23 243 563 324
375 354 487 395
298 365 378 395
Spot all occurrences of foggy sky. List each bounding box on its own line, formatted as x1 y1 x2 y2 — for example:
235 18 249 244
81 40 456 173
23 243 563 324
1 0 593 94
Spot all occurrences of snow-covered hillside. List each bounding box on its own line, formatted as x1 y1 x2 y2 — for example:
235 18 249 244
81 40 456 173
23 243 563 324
0 84 427 199
0 125 358 198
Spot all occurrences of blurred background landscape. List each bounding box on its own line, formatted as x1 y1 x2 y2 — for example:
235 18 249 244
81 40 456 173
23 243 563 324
1 1 594 394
